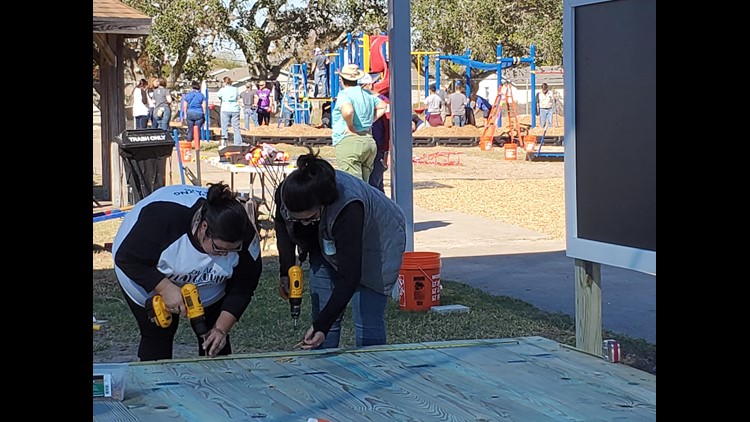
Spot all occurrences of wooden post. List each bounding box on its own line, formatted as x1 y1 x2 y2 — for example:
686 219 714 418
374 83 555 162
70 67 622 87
97 33 128 207
575 258 602 356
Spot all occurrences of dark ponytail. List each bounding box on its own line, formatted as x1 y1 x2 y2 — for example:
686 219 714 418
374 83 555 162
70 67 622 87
201 182 248 243
282 147 339 212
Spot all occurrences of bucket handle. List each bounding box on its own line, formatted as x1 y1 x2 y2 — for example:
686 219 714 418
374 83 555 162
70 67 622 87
415 266 436 281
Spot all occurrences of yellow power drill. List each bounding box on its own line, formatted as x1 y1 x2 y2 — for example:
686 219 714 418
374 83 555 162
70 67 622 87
146 283 209 337
288 266 304 328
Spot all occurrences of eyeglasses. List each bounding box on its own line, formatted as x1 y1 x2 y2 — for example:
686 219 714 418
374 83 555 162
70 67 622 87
205 227 243 253
280 203 322 224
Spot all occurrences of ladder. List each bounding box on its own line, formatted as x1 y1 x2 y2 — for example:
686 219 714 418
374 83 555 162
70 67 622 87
479 82 523 146
278 64 310 127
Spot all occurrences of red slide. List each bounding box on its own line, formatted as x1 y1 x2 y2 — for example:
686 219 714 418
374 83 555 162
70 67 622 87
369 35 390 94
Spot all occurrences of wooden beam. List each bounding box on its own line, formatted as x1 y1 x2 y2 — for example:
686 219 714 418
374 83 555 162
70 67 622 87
93 33 116 67
93 18 152 35
98 33 129 207
575 258 602 356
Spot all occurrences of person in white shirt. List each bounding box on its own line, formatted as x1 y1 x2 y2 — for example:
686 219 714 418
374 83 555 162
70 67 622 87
132 79 150 129
423 84 444 127
536 83 555 129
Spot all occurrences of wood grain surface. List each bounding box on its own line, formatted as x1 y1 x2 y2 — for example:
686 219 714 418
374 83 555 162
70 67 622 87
93 336 655 421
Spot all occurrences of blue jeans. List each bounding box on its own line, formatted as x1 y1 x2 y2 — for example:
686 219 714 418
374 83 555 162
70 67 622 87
186 111 205 142
452 115 466 127
539 108 553 128
314 69 328 98
156 106 171 131
308 252 388 349
280 109 294 127
243 107 258 130
368 150 386 193
148 107 157 129
220 111 243 145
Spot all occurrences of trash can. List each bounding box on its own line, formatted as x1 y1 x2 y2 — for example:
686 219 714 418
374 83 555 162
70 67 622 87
114 129 175 204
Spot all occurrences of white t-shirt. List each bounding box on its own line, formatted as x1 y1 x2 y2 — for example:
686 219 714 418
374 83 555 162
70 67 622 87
132 87 150 117
537 90 554 109
424 93 443 114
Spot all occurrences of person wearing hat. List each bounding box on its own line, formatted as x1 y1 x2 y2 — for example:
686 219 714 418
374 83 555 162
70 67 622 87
312 47 329 98
331 64 388 182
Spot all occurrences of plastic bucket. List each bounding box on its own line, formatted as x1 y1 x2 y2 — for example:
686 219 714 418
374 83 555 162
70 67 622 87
523 135 537 152
479 137 493 151
398 252 441 311
179 141 193 162
504 143 517 160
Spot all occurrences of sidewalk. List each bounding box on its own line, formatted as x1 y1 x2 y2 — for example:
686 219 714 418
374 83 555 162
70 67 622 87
411 206 656 344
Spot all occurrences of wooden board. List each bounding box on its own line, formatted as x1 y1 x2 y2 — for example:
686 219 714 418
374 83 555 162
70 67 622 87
433 136 478 147
93 337 655 421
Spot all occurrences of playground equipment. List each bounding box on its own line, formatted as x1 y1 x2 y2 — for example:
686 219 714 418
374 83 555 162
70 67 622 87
479 82 523 149
525 127 564 162
278 63 311 127
339 32 390 95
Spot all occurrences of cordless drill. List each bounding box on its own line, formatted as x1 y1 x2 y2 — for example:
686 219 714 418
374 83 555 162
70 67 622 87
288 265 304 328
146 283 208 338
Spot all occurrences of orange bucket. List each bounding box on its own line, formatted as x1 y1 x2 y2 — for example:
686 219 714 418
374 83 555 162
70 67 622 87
398 252 441 311
504 143 517 160
479 137 493 151
179 141 193 162
523 135 537 152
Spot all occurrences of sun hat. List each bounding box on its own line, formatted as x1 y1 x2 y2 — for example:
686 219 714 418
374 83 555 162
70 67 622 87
338 64 366 82
313 47 322 54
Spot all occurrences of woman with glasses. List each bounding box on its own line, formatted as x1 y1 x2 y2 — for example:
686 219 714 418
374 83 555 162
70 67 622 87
112 182 262 361
275 148 406 350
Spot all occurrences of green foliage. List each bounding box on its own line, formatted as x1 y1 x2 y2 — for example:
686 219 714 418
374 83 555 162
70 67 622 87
113 0 562 91
411 0 563 81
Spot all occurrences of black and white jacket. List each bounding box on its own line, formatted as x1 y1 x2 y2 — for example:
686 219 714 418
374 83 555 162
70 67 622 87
112 186 262 320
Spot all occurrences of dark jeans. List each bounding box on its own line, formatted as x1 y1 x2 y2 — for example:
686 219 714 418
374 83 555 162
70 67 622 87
121 285 231 361
186 111 205 142
135 115 149 129
257 108 271 126
368 150 386 192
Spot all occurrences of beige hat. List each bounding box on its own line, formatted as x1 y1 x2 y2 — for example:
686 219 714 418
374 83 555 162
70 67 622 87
258 80 266 86
338 64 366 82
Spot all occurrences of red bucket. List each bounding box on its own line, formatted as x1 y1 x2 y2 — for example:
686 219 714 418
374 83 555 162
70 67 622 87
398 252 441 311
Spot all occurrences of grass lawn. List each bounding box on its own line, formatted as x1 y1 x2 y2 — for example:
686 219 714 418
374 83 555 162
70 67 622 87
93 218 655 375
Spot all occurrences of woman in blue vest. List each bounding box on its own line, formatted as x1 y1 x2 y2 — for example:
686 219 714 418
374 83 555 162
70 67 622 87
274 148 406 349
